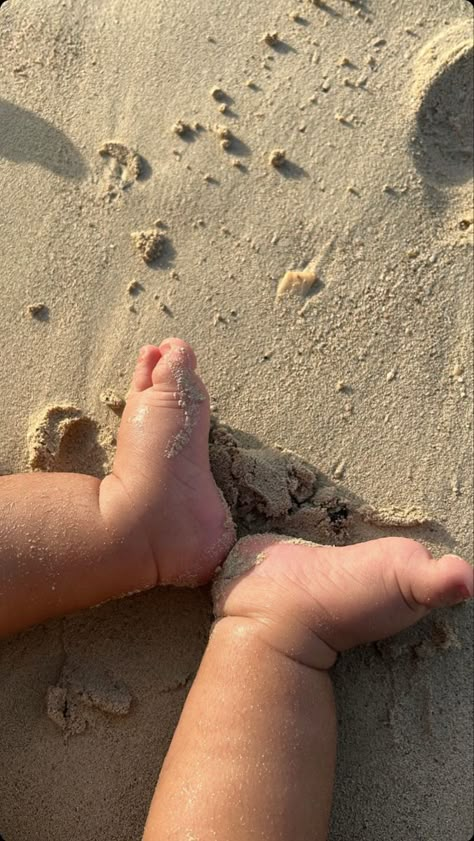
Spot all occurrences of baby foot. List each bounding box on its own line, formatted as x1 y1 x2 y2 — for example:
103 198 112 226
213 535 473 669
100 339 235 587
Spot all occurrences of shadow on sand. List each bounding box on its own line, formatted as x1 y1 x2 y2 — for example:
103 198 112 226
0 98 87 180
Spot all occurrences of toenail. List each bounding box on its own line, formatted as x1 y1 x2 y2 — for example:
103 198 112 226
159 343 172 355
453 584 472 603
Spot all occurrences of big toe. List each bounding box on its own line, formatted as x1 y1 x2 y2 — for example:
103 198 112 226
152 337 197 387
410 552 474 609
150 337 210 462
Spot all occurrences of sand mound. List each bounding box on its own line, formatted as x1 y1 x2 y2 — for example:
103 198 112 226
209 419 432 545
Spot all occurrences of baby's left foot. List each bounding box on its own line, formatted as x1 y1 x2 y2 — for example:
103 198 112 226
213 535 473 669
100 339 235 586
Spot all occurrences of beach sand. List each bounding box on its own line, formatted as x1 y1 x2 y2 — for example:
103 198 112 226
0 0 473 838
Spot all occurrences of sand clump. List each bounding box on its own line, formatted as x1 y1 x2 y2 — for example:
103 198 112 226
208 419 436 549
131 228 166 264
210 86 226 101
99 389 126 414
214 125 233 151
127 279 142 295
27 302 47 318
172 119 192 137
210 419 344 540
99 142 142 183
263 31 279 47
269 148 286 167
215 125 232 144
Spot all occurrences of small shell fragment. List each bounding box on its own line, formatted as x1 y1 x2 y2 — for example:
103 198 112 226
276 270 318 299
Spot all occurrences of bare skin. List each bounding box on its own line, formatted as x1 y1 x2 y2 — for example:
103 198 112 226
145 534 473 841
0 338 235 637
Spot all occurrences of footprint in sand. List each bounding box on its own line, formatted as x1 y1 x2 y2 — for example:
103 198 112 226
98 140 145 202
47 662 132 737
410 23 473 185
27 405 111 477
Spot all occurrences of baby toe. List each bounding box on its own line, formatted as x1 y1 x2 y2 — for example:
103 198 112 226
130 345 162 393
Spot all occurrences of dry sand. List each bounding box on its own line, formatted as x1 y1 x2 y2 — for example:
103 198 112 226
0 0 473 838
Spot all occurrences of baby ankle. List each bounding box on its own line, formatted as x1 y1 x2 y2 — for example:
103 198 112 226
213 613 338 671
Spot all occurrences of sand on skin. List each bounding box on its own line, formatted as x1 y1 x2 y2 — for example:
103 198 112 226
0 1 473 839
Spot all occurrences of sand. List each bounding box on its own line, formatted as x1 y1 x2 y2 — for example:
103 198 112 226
0 0 473 838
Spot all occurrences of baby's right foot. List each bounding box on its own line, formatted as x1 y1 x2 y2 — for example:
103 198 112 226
213 535 473 669
99 338 235 588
